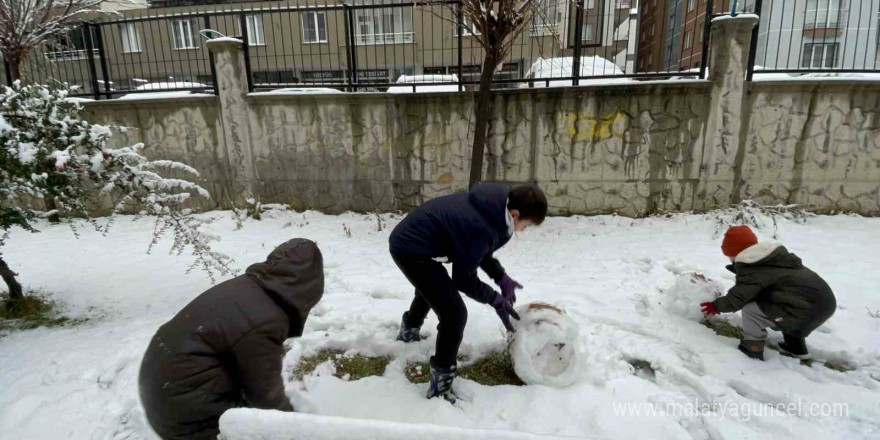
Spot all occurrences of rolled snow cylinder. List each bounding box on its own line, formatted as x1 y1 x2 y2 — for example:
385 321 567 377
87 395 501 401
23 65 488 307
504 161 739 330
663 272 725 321
219 409 592 440
509 302 581 388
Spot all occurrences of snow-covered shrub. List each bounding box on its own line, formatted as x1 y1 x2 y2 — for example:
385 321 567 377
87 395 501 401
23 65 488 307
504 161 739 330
0 82 233 303
509 302 581 388
662 273 725 321
709 200 811 239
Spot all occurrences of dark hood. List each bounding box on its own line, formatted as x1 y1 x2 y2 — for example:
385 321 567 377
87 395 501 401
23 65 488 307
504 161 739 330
468 182 510 233
246 238 324 337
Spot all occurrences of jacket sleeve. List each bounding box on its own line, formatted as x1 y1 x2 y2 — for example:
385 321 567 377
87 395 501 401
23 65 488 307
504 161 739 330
714 269 770 313
479 254 506 283
231 322 294 412
451 242 498 304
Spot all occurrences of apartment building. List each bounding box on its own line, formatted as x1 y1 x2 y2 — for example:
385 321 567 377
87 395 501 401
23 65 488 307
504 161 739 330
636 0 733 72
753 0 880 71
26 0 640 94
637 0 880 73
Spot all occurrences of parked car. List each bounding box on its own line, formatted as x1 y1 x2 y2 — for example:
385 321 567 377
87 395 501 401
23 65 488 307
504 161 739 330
520 56 629 88
387 74 460 93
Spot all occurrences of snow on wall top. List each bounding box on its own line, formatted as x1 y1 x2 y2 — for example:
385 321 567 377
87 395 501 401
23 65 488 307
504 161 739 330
712 13 759 23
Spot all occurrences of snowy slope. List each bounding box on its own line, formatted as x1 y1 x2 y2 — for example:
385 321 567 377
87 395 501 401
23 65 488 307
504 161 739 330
0 210 878 440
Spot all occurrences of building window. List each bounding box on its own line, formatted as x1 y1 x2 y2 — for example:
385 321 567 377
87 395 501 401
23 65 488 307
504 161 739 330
805 0 845 29
531 0 565 36
456 16 481 36
301 12 327 43
587 0 596 8
802 42 839 68
699 25 704 42
246 15 266 45
119 23 141 53
650 23 655 36
617 0 632 8
582 23 596 40
688 0 696 12
355 6 414 44
684 31 693 49
647 52 653 67
45 27 97 61
172 19 198 49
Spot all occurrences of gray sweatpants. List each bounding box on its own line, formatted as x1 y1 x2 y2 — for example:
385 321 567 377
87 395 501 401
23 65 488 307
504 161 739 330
742 302 779 341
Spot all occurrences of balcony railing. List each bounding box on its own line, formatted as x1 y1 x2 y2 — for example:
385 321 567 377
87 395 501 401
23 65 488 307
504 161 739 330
44 48 99 62
530 23 562 37
355 32 414 45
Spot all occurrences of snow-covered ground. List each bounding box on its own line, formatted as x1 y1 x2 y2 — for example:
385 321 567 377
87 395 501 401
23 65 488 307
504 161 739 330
0 209 878 440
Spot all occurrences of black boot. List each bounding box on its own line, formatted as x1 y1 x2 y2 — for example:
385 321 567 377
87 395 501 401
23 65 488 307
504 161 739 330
778 333 810 360
738 339 765 361
395 312 422 343
426 358 457 403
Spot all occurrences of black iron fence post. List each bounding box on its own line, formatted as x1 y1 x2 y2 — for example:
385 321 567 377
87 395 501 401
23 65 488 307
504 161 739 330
457 0 463 92
205 14 219 95
346 6 358 92
745 0 762 81
572 0 586 86
83 23 101 100
238 13 254 93
343 4 354 91
93 24 112 99
699 0 714 79
3 59 12 87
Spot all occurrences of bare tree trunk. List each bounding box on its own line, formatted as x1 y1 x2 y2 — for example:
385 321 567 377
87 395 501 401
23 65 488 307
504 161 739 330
468 53 500 188
0 256 23 304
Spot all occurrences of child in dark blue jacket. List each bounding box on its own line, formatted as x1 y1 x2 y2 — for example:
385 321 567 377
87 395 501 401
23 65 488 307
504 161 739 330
389 182 547 402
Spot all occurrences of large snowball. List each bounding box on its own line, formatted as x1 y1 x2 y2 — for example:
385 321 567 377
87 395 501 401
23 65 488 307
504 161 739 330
509 302 581 388
663 273 725 321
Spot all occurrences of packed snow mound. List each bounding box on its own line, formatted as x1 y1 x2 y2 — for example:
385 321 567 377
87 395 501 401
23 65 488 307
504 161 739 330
662 273 725 320
509 302 581 388
219 408 584 440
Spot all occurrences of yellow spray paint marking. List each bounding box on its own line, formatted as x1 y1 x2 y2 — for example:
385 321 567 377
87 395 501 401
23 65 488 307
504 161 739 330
565 111 627 140
436 173 454 184
379 140 392 153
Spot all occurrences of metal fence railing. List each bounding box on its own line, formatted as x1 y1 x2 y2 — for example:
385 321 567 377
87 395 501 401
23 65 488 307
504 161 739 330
8 0 880 98
11 0 711 98
747 0 880 79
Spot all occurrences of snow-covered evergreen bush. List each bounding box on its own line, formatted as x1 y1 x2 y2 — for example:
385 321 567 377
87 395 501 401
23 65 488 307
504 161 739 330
709 200 811 239
0 82 233 306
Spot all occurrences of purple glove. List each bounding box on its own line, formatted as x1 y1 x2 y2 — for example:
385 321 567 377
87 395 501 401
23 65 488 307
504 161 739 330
498 274 522 305
491 293 521 333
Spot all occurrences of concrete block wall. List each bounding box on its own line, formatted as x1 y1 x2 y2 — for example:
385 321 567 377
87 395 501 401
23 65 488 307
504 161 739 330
82 17 880 216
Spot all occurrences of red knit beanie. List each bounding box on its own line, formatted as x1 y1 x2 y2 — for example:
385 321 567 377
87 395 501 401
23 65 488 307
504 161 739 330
722 225 758 257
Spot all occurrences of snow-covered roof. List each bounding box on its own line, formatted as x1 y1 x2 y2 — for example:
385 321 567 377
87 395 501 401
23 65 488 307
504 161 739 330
118 91 214 100
522 56 627 88
250 88 344 95
135 82 210 91
524 56 624 80
395 74 460 84
387 74 460 93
